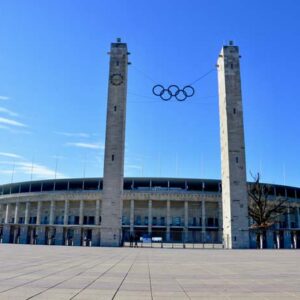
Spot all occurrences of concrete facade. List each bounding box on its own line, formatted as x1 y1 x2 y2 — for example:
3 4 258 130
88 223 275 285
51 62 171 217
1 178 300 249
101 39 129 246
217 42 250 249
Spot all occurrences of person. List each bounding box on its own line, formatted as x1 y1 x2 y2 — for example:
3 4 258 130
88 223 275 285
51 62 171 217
134 234 139 248
129 234 133 247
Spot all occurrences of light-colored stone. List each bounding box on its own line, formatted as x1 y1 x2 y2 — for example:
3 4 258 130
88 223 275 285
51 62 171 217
217 42 249 249
101 39 129 247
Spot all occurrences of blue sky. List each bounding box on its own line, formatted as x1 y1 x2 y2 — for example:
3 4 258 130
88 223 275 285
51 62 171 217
0 0 300 187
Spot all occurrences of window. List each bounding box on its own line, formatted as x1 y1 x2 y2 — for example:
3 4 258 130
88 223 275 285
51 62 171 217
43 216 48 225
233 108 236 114
160 217 165 226
135 215 141 225
144 216 148 225
83 216 88 225
230 63 234 69
114 105 117 112
112 154 115 161
236 157 239 163
152 217 157 225
193 217 197 226
215 218 219 227
173 217 181 226
116 61 119 66
207 217 214 226
74 216 80 225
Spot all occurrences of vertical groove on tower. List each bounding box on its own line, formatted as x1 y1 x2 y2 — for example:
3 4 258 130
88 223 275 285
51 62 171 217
217 42 249 249
101 39 128 246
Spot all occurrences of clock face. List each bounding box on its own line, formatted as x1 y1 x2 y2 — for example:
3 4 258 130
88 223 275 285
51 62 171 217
110 73 123 86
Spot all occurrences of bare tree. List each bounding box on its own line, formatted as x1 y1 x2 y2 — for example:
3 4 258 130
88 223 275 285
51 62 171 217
248 173 288 249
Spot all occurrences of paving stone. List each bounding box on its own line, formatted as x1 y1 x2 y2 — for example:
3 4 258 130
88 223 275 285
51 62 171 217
0 245 299 299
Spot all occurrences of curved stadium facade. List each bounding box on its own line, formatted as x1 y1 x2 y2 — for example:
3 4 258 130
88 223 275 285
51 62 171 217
0 177 300 249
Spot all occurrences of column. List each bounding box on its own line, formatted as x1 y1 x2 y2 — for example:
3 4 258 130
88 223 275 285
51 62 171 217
24 202 30 225
64 200 69 225
293 232 297 249
184 201 188 243
79 200 84 225
20 202 30 244
92 228 100 246
130 199 134 234
217 42 249 249
166 200 171 242
73 228 82 246
5 203 10 224
218 200 223 243
284 206 291 248
296 207 300 228
276 232 281 249
202 199 206 243
95 199 100 225
148 200 152 235
266 230 274 249
3 204 11 243
101 39 129 247
14 203 19 224
49 200 55 225
36 201 42 225
55 227 64 245
36 227 46 245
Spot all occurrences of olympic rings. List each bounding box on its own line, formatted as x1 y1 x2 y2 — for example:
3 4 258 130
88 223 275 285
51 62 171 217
152 84 195 101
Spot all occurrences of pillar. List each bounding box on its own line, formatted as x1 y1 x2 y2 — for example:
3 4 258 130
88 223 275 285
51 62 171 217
24 202 30 225
296 207 300 228
166 200 171 242
14 203 19 224
4 203 10 224
266 230 274 249
73 228 82 246
55 227 64 245
101 39 129 247
217 41 249 249
148 200 152 235
202 199 206 243
3 204 11 243
184 201 189 243
19 226 29 244
92 228 100 246
79 200 84 225
284 206 291 248
95 199 100 225
64 200 69 225
284 230 291 249
49 200 55 225
130 199 134 234
276 232 281 249
2 225 11 243
218 200 223 243
36 202 42 225
36 227 46 245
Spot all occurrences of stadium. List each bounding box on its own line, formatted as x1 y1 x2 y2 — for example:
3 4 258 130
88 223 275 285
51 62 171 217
1 39 299 249
0 177 299 249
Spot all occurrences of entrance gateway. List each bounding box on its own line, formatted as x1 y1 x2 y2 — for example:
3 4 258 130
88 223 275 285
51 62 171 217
100 39 249 248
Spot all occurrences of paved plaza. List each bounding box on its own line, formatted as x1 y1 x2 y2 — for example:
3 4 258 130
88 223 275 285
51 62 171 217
0 245 299 299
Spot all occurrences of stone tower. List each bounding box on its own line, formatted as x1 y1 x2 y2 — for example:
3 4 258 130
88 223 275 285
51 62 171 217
217 42 250 249
101 39 128 246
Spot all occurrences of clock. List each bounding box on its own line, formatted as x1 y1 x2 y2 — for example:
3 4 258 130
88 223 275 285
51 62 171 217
110 73 123 86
